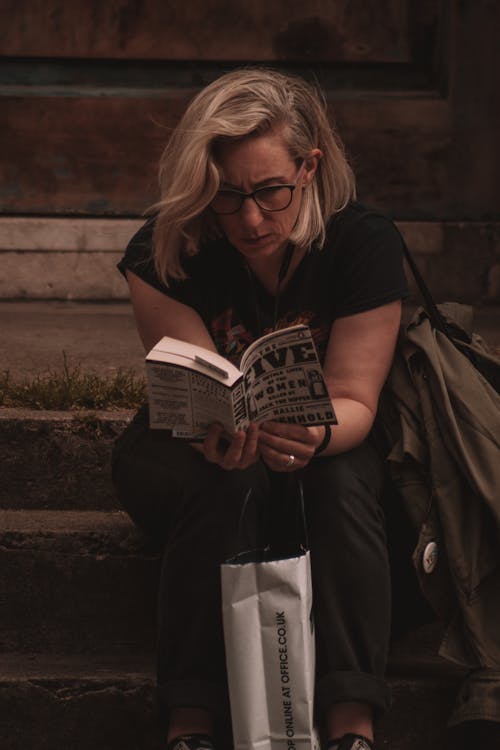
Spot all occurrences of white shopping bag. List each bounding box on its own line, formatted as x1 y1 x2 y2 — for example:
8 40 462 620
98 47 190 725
221 481 319 750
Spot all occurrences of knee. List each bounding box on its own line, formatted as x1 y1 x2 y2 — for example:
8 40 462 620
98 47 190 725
111 420 195 544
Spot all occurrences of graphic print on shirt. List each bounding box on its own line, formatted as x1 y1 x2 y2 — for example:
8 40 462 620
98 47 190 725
272 311 331 363
210 308 254 363
211 307 331 365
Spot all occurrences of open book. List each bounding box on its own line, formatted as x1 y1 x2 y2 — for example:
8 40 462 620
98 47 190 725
146 324 337 439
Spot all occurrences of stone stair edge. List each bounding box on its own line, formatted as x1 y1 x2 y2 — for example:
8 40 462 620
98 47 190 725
0 407 135 422
0 650 459 685
0 649 464 687
0 508 134 535
0 651 156 681
0 509 464 681
0 410 130 510
0 508 157 555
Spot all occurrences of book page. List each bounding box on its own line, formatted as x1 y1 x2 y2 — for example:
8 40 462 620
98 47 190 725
147 361 238 438
240 325 337 427
147 336 242 385
146 336 243 437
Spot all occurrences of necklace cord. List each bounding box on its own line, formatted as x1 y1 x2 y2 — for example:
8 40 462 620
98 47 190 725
273 244 295 329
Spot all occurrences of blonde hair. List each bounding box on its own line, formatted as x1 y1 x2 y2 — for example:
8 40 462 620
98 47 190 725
152 67 356 283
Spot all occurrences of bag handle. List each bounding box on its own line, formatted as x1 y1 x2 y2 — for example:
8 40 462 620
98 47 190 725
397 237 454 339
268 472 309 556
235 473 308 559
351 210 453 338
397 228 500 392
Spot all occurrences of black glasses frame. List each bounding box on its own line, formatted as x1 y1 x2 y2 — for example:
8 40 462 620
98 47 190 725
210 184 297 215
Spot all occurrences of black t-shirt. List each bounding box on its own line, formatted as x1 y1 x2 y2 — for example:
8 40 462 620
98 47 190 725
118 202 408 365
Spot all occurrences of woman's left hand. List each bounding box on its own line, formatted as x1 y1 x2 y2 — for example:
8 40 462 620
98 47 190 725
191 421 260 471
258 421 324 472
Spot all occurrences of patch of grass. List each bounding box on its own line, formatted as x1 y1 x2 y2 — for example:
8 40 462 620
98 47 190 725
0 354 146 410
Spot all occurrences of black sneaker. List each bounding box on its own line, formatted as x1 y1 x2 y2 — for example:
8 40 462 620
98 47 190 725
328 734 374 750
167 735 215 750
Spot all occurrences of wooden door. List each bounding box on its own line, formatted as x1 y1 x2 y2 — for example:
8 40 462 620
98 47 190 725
0 0 498 302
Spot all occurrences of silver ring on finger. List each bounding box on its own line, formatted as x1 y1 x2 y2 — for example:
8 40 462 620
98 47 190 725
285 454 295 468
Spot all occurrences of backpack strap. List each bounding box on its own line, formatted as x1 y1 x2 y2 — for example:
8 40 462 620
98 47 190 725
395 228 454 339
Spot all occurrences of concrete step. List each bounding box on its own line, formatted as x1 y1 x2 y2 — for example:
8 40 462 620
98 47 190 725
1 300 497 747
0 509 471 749
1 303 498 513
0 301 144 380
0 652 160 750
0 509 462 658
1 301 499 382
1 217 499 304
0 651 465 750
0 510 159 653
0 409 131 510
0 508 460 668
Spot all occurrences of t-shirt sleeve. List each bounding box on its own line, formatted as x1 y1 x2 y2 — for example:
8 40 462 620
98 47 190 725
118 216 163 293
332 210 409 318
117 217 196 306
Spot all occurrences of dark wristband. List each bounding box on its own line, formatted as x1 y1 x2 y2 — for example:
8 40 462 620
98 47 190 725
314 423 331 456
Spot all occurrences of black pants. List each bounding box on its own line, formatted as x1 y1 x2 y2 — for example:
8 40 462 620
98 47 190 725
112 407 393 724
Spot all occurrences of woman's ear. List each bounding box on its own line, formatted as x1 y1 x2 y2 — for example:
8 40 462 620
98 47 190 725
302 149 323 186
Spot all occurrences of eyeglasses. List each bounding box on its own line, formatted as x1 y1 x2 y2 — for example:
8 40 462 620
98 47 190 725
210 184 297 215
210 162 305 215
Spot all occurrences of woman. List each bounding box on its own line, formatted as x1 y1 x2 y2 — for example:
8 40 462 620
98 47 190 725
113 68 408 750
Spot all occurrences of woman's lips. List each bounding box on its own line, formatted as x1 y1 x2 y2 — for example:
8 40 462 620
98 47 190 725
241 234 271 244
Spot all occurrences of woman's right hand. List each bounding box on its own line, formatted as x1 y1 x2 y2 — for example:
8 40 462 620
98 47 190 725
191 422 260 471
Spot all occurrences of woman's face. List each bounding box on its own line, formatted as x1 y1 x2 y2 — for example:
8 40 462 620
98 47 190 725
213 130 320 265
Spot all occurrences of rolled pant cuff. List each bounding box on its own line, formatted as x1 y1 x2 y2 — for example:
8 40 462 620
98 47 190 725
316 670 391 717
159 679 229 716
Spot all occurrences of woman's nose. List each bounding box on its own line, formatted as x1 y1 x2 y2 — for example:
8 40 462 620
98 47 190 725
239 196 264 228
